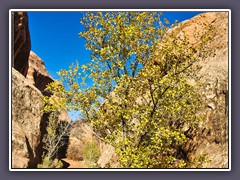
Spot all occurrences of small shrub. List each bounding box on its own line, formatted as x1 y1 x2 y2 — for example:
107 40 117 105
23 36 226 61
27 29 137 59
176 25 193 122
190 153 212 168
37 157 63 168
82 141 101 168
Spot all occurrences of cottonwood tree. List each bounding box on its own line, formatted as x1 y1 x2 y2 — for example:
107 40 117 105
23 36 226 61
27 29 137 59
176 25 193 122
44 12 215 168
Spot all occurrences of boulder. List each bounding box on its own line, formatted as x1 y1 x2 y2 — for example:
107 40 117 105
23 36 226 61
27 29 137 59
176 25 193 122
97 142 119 168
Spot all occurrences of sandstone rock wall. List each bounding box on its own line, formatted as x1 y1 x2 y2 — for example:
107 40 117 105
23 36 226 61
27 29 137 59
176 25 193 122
191 12 228 168
12 68 45 168
13 12 31 77
171 12 229 168
67 120 97 161
68 120 119 168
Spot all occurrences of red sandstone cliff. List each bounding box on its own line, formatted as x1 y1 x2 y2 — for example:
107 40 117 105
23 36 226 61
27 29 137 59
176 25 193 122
13 12 31 77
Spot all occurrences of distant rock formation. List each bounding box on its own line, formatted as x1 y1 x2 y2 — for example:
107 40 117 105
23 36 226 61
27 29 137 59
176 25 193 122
67 120 119 168
13 12 31 77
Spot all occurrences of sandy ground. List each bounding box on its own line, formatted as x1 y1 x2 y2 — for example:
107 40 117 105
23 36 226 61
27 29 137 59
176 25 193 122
61 158 85 168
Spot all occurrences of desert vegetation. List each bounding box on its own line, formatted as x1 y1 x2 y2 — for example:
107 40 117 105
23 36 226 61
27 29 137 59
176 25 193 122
41 12 218 168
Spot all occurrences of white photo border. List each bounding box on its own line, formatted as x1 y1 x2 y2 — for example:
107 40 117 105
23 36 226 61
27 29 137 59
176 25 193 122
9 9 231 172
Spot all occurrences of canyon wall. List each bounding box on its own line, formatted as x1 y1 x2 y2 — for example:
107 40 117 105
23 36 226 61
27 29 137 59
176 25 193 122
11 12 70 168
186 12 228 168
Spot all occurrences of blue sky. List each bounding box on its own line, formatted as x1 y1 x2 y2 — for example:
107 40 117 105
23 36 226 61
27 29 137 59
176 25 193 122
28 11 203 80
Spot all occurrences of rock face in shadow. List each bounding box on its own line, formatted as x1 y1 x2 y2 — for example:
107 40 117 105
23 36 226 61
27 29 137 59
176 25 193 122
13 12 31 77
12 68 45 168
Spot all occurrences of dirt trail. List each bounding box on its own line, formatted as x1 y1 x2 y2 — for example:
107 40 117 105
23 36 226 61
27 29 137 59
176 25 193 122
61 158 85 168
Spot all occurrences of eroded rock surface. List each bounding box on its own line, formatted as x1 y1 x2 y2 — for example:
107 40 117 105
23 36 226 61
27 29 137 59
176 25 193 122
12 68 44 168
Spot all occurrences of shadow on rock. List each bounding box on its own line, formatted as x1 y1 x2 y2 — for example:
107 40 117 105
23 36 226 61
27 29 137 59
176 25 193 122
61 159 70 168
